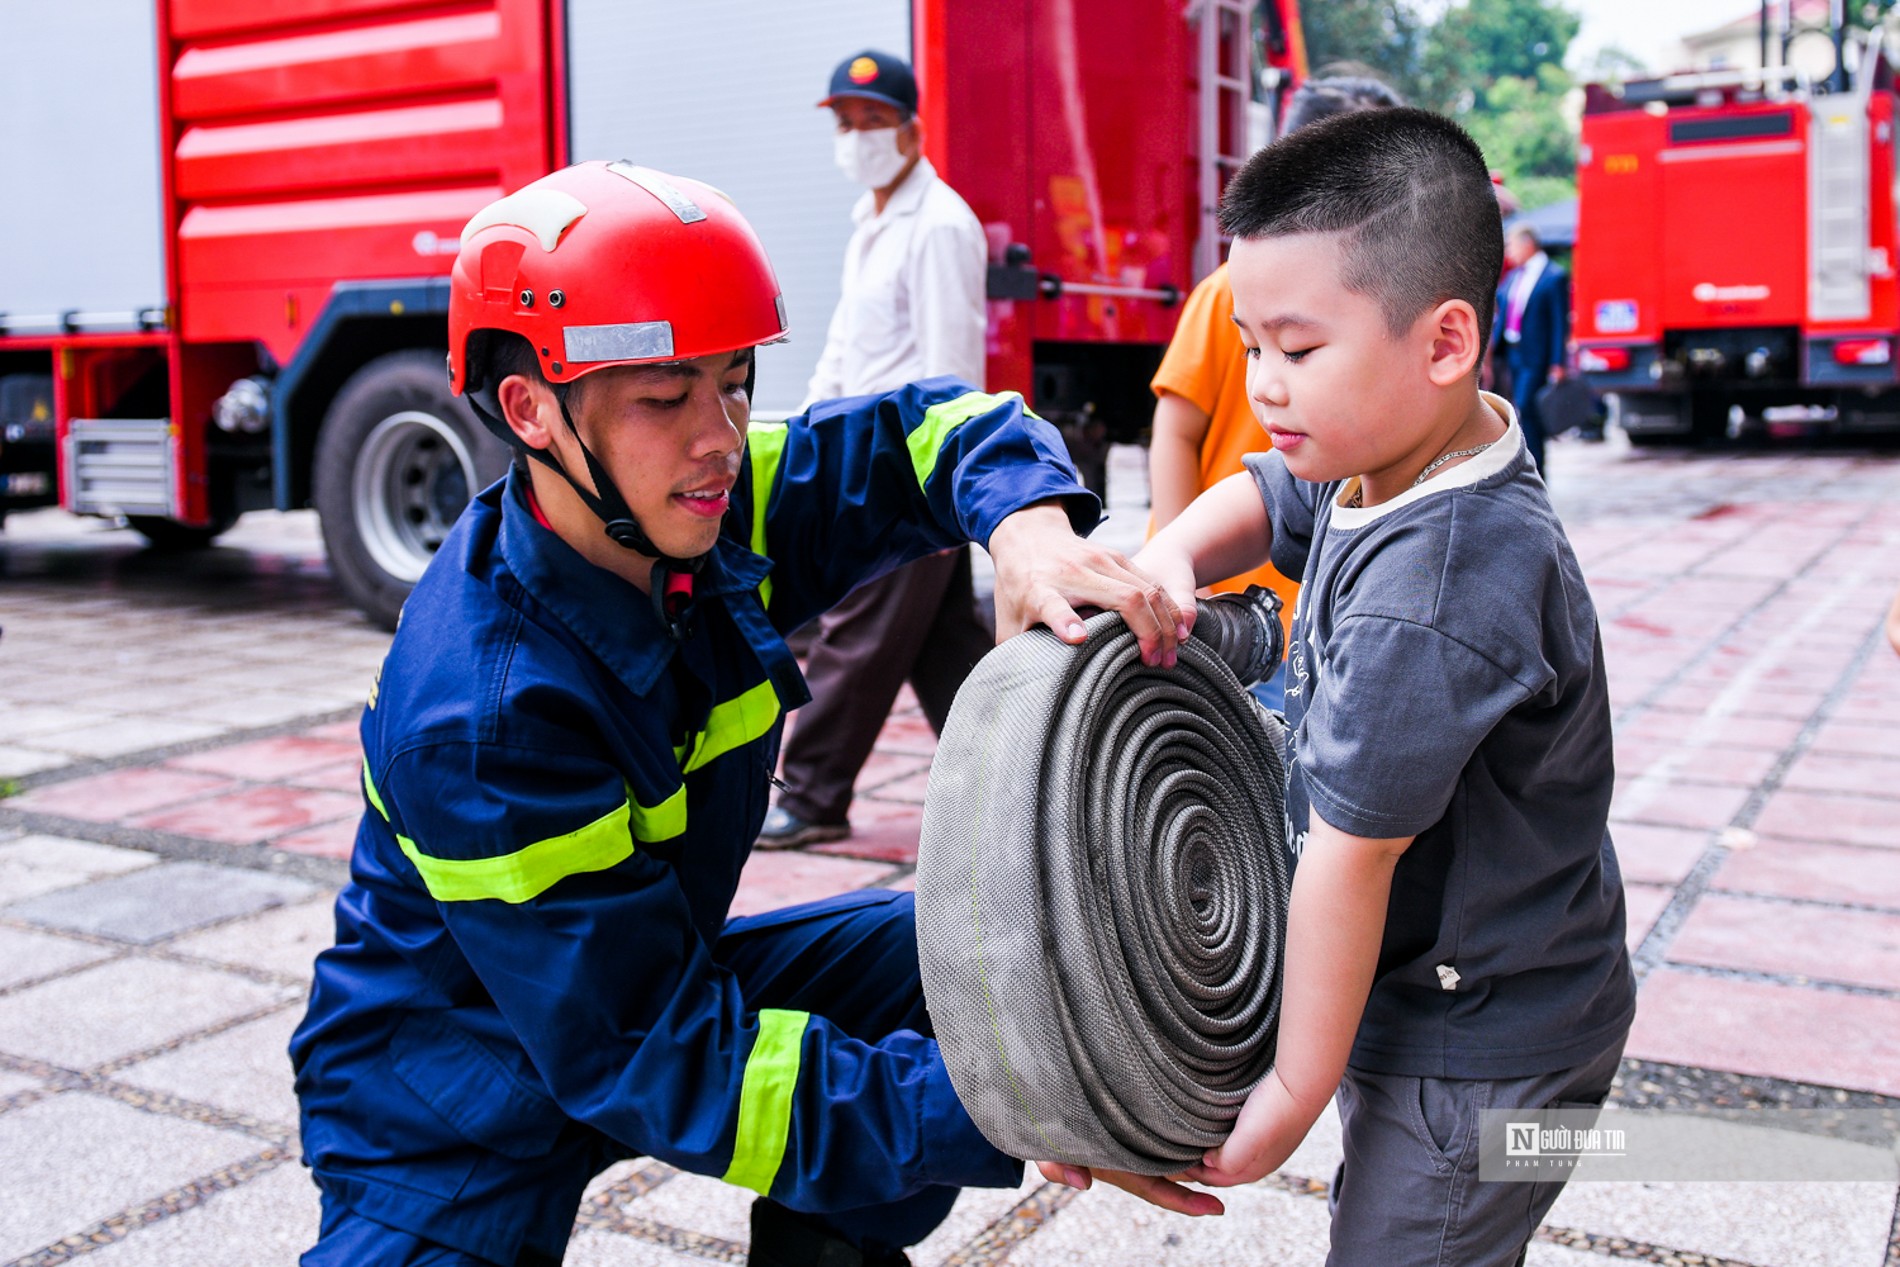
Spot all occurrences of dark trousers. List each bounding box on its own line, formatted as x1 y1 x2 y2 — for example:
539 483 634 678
305 892 959 1265
1508 359 1549 475
777 548 993 825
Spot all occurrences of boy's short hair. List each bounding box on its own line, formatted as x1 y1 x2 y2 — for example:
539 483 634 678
1219 107 1503 346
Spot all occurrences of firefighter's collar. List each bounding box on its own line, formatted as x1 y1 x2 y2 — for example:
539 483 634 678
496 469 770 697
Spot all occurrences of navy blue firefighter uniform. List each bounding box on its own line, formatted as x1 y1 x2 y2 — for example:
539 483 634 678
290 378 1095 1264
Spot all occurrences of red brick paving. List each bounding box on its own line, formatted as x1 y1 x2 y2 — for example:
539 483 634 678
1711 838 1900 907
11 766 238 821
167 734 359 782
1669 894 1900 991
1622 882 1673 952
1777 751 1900 800
1610 778 1753 831
1752 788 1900 849
127 785 361 844
726 852 898 917
1627 969 1900 1097
1611 823 1709 886
274 817 360 859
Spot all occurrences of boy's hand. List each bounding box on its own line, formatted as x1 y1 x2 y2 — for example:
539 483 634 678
1129 541 1202 638
1034 1160 1225 1217
990 503 1184 667
1180 1069 1324 1188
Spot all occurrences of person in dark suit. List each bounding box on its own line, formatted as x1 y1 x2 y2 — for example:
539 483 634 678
1493 223 1569 473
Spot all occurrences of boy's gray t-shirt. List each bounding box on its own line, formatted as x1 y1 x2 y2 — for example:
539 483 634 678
1245 416 1635 1079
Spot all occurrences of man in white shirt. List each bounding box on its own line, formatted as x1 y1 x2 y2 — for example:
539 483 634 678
758 49 993 848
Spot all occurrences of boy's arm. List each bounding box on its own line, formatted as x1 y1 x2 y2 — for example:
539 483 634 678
1186 810 1414 1187
1147 392 1214 529
1133 471 1273 628
1887 585 1900 657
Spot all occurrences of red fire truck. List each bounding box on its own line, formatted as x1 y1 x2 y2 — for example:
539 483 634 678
0 0 1305 627
1573 36 1900 444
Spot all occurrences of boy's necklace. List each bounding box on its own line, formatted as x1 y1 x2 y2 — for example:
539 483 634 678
1344 441 1496 509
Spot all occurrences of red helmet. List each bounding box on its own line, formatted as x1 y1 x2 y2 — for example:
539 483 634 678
448 161 787 395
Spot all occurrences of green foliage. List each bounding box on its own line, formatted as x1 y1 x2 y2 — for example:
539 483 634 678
1298 0 1582 208
1300 0 1428 103
0 778 19 800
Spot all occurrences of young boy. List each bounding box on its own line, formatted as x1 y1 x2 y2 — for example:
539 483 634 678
1082 109 1637 1261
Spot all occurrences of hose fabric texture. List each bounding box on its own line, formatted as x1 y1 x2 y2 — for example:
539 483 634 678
916 607 1292 1174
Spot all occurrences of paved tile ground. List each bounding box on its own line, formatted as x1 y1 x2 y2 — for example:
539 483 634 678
2 432 1899 1265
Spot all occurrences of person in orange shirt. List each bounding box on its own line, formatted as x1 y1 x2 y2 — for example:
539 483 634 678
1148 73 1403 709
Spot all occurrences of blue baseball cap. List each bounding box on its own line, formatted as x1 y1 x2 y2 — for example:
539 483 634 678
818 49 918 115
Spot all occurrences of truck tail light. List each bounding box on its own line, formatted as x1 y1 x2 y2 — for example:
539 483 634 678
1577 347 1631 372
1833 338 1892 366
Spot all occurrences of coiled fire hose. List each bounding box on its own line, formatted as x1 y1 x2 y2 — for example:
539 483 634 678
916 589 1293 1175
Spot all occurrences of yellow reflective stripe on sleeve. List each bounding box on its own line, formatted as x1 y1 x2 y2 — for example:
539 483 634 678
363 760 388 820
677 680 781 774
395 798 635 904
907 390 1031 489
628 782 687 843
362 764 682 902
746 422 790 609
722 1008 810 1195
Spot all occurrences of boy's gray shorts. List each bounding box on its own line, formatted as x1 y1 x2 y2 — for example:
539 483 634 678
1326 1035 1626 1267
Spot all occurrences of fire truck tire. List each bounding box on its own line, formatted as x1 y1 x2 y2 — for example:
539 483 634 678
314 350 510 630
127 516 235 550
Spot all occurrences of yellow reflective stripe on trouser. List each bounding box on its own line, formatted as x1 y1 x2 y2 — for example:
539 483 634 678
722 1008 810 1195
674 680 781 774
746 422 789 609
362 762 682 903
907 390 1032 489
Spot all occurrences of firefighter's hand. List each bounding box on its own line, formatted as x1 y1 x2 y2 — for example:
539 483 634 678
989 502 1184 666
1035 1160 1224 1217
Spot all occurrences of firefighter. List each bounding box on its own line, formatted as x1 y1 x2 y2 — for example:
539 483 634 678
289 160 1182 1267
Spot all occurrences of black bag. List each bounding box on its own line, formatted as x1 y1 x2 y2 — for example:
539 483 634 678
1535 377 1599 437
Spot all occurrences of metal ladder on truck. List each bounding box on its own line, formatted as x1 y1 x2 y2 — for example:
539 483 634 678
1193 0 1261 282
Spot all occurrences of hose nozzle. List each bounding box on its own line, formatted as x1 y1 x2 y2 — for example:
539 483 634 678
1192 585 1286 686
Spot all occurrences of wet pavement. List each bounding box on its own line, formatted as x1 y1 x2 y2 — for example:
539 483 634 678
1 433 1898 1265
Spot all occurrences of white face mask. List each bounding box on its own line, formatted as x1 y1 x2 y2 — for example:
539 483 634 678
834 126 910 189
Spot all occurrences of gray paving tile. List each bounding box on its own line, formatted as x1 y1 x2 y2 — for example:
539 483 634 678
0 1091 262 1261
562 1228 708 1266
0 835 161 904
115 1007 302 1127
1009 1179 1332 1267
6 861 317 944
16 715 228 759
0 924 118 991
170 897 338 980
0 744 77 777
78 1161 318 1267
912 1171 1041 1267
0 1069 43 1098
0 958 299 1068
1545 1176 1896 1267
621 1168 754 1243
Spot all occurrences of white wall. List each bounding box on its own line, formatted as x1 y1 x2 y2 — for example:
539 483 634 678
0 0 167 321
566 1 911 415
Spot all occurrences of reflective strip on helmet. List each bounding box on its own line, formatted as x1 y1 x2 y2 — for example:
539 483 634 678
461 187 588 252
605 162 708 224
908 390 1031 488
362 762 683 903
721 1008 811 1195
565 321 675 364
746 422 790 608
673 680 781 774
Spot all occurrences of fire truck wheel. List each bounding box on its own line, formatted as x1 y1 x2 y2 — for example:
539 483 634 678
127 516 235 550
315 350 510 630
